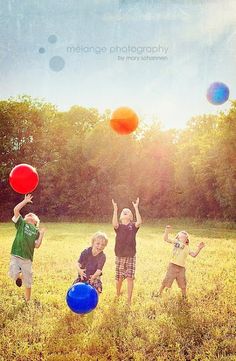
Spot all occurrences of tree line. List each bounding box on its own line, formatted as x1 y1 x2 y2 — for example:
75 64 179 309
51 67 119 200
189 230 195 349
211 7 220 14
0 95 235 221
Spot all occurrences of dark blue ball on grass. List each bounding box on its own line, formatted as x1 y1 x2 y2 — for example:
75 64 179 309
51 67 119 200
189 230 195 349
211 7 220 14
66 282 98 314
207 82 229 105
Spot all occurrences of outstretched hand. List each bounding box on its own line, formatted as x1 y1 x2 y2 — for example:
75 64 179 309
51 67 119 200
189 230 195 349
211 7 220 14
89 276 95 285
198 242 205 249
112 199 118 210
24 194 33 204
79 269 86 280
132 197 139 209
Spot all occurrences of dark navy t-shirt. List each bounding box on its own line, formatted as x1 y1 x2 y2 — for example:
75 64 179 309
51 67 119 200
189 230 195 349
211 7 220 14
78 247 106 278
114 223 139 257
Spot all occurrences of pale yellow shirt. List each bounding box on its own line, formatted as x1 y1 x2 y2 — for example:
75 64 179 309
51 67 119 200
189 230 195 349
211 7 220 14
170 240 190 268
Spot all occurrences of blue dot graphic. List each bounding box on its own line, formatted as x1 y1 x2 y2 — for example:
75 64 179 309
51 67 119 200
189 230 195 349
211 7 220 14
48 35 57 44
49 56 65 72
39 47 46 54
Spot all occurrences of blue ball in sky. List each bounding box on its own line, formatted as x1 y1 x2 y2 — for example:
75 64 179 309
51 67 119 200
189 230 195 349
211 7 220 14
207 82 229 105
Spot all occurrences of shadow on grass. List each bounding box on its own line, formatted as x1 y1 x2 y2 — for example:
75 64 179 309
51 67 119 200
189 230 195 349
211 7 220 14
40 296 130 360
161 296 211 361
164 296 192 326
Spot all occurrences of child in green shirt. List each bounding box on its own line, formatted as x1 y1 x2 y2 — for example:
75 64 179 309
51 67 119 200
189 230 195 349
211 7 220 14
9 194 45 302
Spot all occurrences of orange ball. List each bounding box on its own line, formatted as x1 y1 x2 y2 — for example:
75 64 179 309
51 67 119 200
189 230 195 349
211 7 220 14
110 107 139 135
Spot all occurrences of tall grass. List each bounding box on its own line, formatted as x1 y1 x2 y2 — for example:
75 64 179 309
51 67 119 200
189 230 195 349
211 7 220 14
0 221 236 361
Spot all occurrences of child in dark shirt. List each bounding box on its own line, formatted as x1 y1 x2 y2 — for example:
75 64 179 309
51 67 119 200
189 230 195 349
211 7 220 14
74 232 108 293
112 198 142 305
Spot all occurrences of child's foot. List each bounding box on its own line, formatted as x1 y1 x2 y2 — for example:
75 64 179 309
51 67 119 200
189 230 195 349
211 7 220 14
16 278 22 287
181 295 188 303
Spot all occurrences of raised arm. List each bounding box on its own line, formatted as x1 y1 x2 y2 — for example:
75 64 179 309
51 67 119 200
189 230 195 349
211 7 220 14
35 228 46 249
14 194 33 218
112 199 119 229
189 242 205 257
163 225 174 243
132 197 142 228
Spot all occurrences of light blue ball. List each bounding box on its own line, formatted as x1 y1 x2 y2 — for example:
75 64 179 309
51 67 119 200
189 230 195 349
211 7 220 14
207 82 229 105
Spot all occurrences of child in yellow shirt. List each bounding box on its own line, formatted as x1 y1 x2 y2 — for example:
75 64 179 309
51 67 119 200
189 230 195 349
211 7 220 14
153 225 205 299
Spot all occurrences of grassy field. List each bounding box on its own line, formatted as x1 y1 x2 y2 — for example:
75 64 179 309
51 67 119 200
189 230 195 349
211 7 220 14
0 221 236 361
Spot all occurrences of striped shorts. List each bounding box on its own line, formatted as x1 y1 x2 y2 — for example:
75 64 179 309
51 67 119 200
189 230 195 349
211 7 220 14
115 256 136 280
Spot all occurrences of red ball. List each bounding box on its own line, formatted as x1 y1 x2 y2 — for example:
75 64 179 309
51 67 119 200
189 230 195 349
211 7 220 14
110 107 139 135
9 164 39 194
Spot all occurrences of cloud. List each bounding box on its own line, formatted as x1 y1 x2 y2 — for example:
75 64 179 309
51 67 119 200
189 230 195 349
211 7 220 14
178 0 236 45
101 0 236 47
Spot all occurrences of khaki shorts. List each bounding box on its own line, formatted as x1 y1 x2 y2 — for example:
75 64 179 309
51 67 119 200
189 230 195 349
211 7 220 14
9 255 33 288
162 263 187 289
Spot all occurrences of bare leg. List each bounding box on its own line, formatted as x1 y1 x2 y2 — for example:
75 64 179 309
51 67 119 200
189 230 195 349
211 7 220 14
127 277 134 305
159 283 166 295
25 287 31 302
116 279 123 297
181 287 187 299
152 283 165 297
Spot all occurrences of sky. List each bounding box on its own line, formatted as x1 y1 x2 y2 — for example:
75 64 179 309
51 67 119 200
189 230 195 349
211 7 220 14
0 0 236 129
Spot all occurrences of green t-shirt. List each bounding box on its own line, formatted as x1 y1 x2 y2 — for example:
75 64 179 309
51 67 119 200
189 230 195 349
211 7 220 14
11 215 39 261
